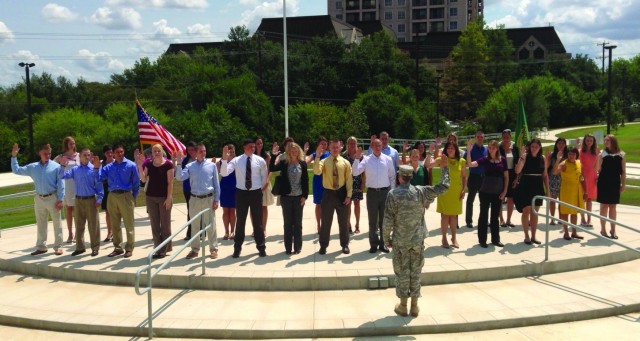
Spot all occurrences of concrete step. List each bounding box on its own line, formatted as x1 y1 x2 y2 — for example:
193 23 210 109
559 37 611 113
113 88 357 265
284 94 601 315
1 203 639 291
2 258 640 339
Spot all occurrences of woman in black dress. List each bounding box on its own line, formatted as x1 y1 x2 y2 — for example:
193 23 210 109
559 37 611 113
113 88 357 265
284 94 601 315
595 134 626 239
514 138 549 245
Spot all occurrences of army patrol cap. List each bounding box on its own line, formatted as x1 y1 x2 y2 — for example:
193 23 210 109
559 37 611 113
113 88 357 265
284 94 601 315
398 164 413 177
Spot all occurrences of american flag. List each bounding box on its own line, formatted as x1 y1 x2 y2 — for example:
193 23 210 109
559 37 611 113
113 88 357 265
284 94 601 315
136 99 186 155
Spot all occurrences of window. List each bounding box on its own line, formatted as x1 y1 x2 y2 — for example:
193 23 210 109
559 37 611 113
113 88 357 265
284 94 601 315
430 0 444 5
450 8 457 17
362 0 376 9
336 1 342 10
398 23 406 32
413 9 427 20
412 0 427 5
346 13 359 22
346 0 359 10
449 21 458 30
430 7 444 19
412 22 427 33
430 21 444 32
398 10 406 19
385 0 393 6
398 0 406 5
362 11 376 20
385 11 393 20
336 14 343 20
450 0 457 2
398 36 406 42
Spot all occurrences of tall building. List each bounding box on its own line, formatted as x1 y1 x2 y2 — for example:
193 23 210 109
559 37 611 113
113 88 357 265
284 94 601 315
328 0 483 42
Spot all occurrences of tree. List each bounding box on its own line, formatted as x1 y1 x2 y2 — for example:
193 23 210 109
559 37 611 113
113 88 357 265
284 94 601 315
441 18 492 120
349 83 415 137
484 24 517 88
286 102 368 144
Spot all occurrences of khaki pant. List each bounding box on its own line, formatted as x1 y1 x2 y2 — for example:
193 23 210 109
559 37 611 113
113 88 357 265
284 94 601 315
146 195 172 254
188 196 217 253
34 194 63 251
74 196 100 251
107 192 135 252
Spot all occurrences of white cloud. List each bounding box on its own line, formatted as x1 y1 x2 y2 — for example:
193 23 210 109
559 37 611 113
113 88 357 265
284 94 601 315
76 49 126 72
153 19 182 42
0 21 15 44
487 15 522 29
90 7 142 30
239 0 299 30
105 0 208 9
187 23 213 37
41 3 79 23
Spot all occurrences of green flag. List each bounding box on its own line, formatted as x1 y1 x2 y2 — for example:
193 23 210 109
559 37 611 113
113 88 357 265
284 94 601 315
515 97 530 148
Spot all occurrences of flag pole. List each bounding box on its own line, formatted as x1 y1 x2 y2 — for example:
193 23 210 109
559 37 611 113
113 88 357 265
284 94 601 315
283 0 289 138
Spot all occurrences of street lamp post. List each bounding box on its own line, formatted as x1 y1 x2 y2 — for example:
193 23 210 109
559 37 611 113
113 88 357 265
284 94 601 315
435 73 443 137
19 62 36 160
604 45 617 135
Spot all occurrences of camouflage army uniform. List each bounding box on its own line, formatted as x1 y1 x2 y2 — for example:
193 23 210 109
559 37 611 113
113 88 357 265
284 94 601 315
383 167 450 298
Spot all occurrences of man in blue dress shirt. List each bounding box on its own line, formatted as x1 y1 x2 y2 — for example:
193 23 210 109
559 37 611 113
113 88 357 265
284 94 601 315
174 143 221 260
11 143 65 256
60 147 104 257
92 144 140 258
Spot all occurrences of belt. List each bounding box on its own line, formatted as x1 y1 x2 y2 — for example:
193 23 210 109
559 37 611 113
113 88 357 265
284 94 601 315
76 195 95 200
38 191 56 198
368 187 390 191
192 193 213 199
111 189 130 194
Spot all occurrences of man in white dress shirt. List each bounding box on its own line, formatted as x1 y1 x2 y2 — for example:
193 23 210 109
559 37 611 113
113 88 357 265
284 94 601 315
221 138 268 258
353 138 396 253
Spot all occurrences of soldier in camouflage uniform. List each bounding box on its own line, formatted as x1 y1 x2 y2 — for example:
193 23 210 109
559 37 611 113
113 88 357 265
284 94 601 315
383 164 450 317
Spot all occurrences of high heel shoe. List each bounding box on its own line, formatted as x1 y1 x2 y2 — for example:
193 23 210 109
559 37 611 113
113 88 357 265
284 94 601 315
600 231 609 238
610 231 619 239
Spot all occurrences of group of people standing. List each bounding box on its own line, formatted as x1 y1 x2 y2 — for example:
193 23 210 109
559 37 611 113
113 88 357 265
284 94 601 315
10 129 627 261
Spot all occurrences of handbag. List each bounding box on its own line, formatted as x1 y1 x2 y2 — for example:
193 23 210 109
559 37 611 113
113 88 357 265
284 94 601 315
271 174 284 196
479 175 504 195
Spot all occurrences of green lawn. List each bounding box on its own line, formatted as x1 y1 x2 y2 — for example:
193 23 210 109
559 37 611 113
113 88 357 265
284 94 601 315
557 123 640 163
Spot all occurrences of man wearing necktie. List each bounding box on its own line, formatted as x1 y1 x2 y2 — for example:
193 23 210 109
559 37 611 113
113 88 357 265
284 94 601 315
313 138 353 255
221 138 269 258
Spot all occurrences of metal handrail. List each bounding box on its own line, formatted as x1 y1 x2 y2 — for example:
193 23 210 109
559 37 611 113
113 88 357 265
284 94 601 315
0 190 36 214
532 195 640 261
134 207 214 339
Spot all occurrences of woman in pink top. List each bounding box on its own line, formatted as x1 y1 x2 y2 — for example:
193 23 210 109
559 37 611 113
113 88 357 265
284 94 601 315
579 134 598 227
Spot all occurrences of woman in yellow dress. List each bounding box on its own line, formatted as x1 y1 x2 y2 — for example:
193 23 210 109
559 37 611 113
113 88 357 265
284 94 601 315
553 147 587 241
435 141 466 248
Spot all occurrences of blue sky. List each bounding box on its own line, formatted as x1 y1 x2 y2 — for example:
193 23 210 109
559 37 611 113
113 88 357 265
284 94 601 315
0 0 638 87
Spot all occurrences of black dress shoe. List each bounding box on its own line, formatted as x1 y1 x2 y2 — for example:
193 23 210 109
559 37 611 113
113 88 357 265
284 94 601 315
71 250 86 256
108 249 124 257
293 250 301 255
319 247 327 255
286 251 292 255
91 250 99 257
492 242 504 247
342 247 350 254
480 243 488 248
152 253 165 259
524 240 532 245
30 249 48 256
369 247 378 253
379 246 390 253
532 239 542 245
232 250 241 258
259 250 267 257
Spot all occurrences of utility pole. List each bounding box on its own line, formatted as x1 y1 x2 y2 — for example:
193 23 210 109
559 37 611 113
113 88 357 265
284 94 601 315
597 41 608 75
604 44 617 135
622 64 627 124
19 62 36 160
415 31 420 100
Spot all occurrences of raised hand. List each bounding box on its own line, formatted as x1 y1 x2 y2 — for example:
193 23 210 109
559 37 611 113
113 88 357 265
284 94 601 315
272 142 279 155
211 156 217 164
428 142 435 154
403 140 409 153
91 155 101 168
221 145 229 161
174 149 183 162
544 148 551 159
11 143 19 157
355 146 363 160
520 145 527 158
303 142 310 154
134 149 144 167
466 139 473 151
315 144 324 158
436 137 442 147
